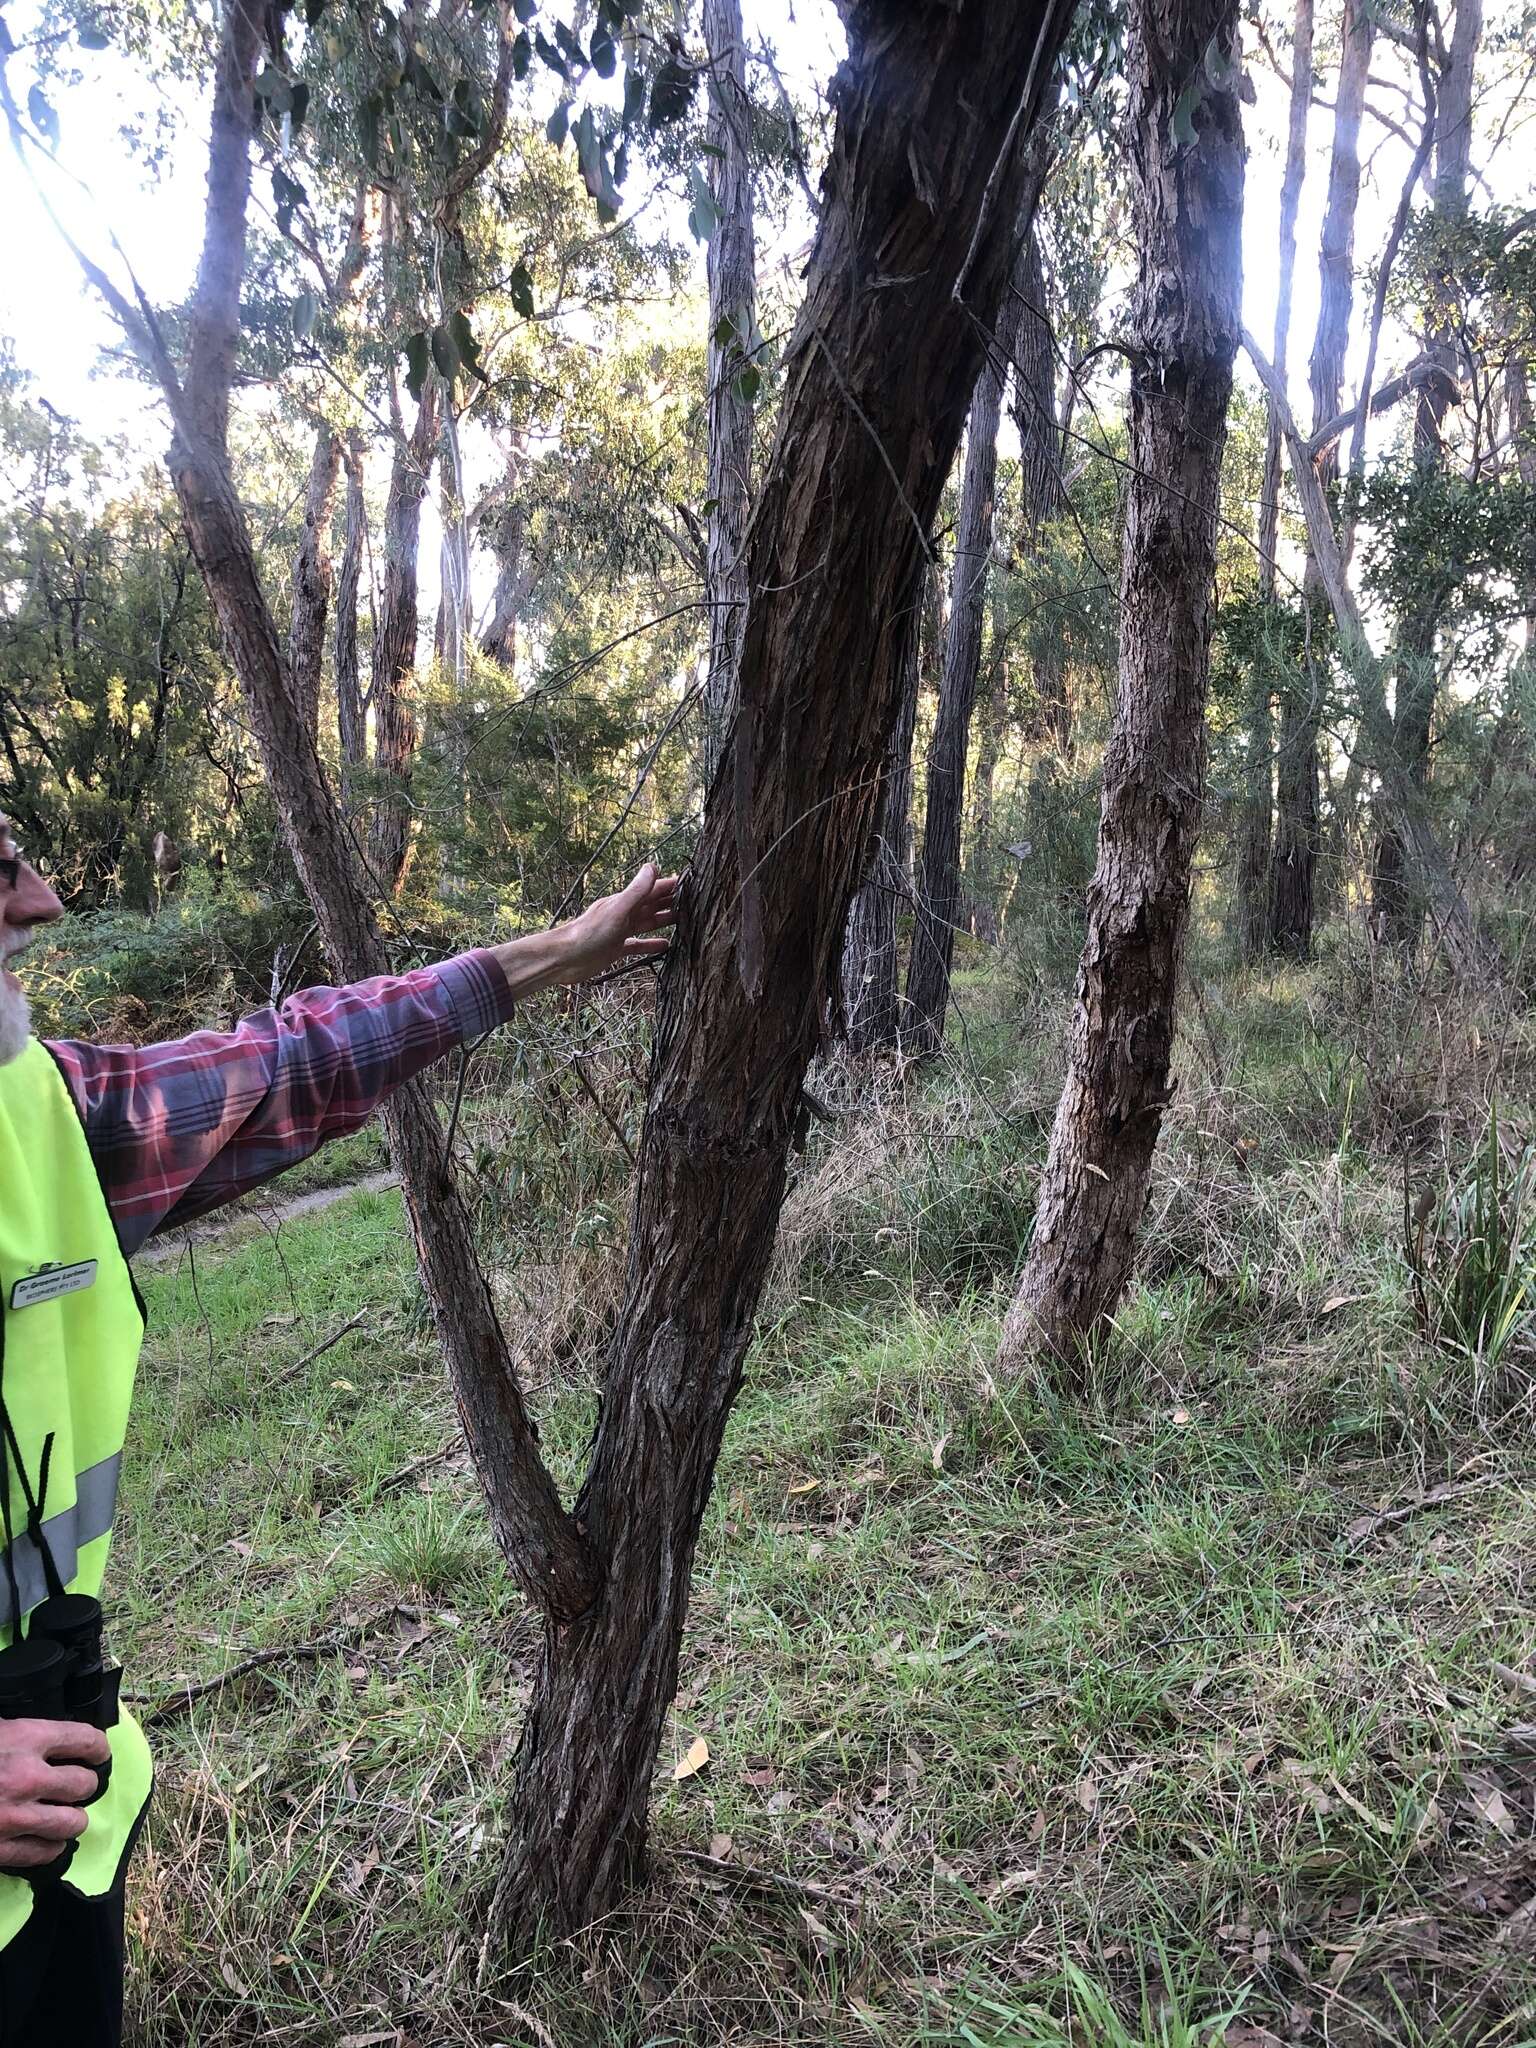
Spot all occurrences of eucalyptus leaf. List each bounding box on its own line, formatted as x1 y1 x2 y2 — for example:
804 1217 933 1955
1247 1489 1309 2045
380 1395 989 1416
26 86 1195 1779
686 163 720 243
512 29 530 78
448 309 487 382
507 260 535 318
534 29 566 77
292 291 320 340
545 99 568 146
430 324 461 381
403 330 430 403
77 22 110 48
621 66 646 128
1171 75 1202 146
589 27 616 76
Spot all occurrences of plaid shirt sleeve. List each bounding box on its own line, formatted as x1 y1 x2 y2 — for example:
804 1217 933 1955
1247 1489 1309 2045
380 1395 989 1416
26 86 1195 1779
47 950 516 1258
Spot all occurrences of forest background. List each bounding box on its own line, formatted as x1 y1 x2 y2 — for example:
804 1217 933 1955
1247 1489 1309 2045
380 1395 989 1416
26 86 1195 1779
0 0 1535 2039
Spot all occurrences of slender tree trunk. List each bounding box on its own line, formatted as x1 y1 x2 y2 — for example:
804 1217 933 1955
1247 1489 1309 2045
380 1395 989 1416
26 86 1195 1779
967 567 1009 945
158 0 597 1641
1238 0 1312 959
842 606 922 1052
491 0 1073 1946
1012 218 1070 752
700 0 757 786
997 0 1244 1372
906 248 1029 1052
335 433 367 787
370 382 438 893
1374 0 1481 945
289 428 341 743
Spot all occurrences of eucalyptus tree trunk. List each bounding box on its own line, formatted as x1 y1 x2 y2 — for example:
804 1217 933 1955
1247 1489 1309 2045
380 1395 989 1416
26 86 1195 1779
492 0 1073 1945
906 252 1029 1054
1283 0 1371 945
369 381 437 893
700 0 757 785
289 429 341 743
997 0 1244 1373
1238 0 1312 958
842 608 922 1052
1374 0 1481 946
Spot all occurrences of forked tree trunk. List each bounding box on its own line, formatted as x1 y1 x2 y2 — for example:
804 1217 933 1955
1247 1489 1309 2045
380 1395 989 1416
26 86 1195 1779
842 606 922 1052
700 0 757 785
1373 0 1480 945
906 249 1029 1052
491 0 1073 1944
996 0 1244 1372
370 381 437 893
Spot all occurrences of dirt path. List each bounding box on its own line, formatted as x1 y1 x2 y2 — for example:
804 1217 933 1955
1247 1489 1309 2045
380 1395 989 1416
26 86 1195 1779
135 1170 401 1268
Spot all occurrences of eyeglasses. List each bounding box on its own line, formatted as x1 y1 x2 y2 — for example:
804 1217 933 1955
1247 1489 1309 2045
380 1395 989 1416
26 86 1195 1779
0 858 19 892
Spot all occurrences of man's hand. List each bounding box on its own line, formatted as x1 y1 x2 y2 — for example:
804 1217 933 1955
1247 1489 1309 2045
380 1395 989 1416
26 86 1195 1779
549 865 679 987
490 866 679 1000
0 1718 110 1870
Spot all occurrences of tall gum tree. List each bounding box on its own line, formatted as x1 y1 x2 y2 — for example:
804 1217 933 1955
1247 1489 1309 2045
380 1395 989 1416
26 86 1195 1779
996 0 1244 1371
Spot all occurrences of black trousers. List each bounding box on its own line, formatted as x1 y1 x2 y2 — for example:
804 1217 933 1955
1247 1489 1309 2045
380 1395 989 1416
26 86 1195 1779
0 1881 124 2047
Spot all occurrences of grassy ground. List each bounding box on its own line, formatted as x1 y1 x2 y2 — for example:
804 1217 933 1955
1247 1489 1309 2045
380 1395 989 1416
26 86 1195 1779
113 947 1536 2047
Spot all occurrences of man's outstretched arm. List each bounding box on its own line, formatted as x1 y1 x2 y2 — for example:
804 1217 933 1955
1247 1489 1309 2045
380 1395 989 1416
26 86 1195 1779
51 867 676 1256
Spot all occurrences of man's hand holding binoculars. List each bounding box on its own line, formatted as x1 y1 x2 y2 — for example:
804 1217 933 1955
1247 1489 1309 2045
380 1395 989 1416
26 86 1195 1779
0 1718 110 1870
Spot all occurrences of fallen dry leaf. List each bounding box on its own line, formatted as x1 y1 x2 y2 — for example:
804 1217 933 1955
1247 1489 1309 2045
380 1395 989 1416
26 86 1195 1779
708 1832 733 1861
787 1479 819 1497
1320 1294 1366 1315
673 1735 711 1783
1075 1778 1100 1813
931 1433 950 1472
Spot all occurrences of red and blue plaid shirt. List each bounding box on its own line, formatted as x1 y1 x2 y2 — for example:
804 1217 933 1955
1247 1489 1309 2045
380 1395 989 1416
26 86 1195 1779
47 951 515 1257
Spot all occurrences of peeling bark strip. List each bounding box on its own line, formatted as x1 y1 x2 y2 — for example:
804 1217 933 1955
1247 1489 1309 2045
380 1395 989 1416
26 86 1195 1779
164 0 595 1624
492 0 1075 1944
997 0 1245 1372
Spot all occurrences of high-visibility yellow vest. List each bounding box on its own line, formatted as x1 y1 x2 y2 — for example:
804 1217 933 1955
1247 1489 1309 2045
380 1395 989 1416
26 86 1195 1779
0 1037 152 1949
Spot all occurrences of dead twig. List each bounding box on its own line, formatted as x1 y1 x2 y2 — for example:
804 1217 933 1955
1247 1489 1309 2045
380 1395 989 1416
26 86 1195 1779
132 1605 425 1724
671 1847 855 1908
1342 1477 1494 1549
271 1312 368 1389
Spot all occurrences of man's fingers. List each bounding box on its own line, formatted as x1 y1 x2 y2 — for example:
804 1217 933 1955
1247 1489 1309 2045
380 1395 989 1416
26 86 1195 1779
0 1833 75 1870
38 1721 111 1768
32 1763 99 1805
0 1800 87 1842
622 937 672 958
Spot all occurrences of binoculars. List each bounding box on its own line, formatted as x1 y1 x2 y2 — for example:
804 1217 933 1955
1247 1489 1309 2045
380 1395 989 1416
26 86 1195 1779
0 1594 121 1883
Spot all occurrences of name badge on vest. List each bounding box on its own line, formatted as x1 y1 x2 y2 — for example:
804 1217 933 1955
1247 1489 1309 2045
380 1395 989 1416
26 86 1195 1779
10 1261 98 1310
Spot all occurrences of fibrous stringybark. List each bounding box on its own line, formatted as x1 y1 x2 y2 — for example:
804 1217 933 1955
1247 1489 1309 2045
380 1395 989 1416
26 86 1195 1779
492 0 1075 1943
997 0 1244 1371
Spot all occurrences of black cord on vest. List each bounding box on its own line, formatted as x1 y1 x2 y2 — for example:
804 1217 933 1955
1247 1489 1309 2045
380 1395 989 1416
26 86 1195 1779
0 1304 67 1640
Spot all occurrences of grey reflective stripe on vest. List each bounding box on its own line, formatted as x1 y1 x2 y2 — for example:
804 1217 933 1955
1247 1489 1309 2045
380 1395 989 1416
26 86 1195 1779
0 1451 121 1629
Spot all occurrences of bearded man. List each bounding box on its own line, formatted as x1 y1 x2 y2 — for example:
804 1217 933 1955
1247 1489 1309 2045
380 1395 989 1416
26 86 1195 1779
0 815 675 2043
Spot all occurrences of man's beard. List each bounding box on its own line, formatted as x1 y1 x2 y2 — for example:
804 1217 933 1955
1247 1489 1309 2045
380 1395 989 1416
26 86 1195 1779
0 975 30 1066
